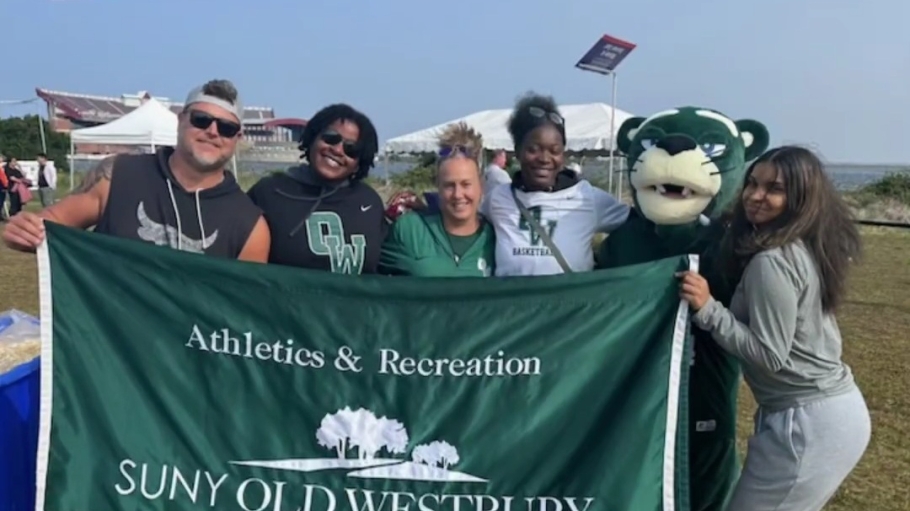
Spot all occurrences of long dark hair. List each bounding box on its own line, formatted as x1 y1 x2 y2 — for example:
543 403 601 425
720 146 862 312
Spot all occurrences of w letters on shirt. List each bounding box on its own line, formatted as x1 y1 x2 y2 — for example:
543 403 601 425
484 181 629 276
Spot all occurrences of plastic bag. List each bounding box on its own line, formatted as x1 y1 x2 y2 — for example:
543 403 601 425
0 309 41 373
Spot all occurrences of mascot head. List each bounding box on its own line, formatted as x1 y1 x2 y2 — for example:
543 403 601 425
617 107 769 226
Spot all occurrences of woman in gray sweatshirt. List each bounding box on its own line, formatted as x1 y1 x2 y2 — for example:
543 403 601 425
678 146 869 511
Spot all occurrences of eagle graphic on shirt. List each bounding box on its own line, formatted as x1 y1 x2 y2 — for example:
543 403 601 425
136 202 218 254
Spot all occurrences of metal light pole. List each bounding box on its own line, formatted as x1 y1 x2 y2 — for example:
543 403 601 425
574 34 637 198
37 115 47 154
609 71 617 195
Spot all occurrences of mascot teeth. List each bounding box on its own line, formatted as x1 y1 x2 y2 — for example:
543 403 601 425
654 184 693 198
616 107 770 225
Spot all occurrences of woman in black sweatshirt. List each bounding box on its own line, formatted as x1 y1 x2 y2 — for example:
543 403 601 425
4 158 29 217
247 104 386 274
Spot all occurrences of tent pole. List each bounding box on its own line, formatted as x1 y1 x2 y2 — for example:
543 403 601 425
608 71 617 197
37 113 48 154
69 138 75 192
384 154 390 187
610 71 622 199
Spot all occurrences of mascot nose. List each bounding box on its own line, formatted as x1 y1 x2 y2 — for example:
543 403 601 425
656 135 696 156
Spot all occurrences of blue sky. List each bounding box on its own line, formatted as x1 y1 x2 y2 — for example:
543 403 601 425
3 0 908 163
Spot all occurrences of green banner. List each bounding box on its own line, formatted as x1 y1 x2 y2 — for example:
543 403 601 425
35 222 693 511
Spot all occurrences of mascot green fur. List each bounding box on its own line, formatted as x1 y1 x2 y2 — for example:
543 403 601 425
597 107 770 511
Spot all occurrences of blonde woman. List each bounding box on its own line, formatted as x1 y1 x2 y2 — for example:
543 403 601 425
379 123 495 277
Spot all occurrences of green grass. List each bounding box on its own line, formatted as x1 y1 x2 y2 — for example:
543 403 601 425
734 227 910 510
4 172 909 511
0 228 906 509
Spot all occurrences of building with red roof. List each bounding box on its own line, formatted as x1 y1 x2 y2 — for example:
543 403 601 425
36 88 306 157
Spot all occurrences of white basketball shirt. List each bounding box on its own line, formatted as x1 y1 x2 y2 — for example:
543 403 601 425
483 180 630 276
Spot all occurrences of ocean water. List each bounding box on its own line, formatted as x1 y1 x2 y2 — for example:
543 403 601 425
69 158 907 191
823 164 909 190
569 162 910 191
368 161 907 191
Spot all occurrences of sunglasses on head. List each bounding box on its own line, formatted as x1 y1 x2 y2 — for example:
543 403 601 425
437 145 474 159
319 130 360 159
528 106 564 126
187 110 242 138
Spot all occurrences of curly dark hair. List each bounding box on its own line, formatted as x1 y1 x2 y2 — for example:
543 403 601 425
507 92 566 150
720 145 862 312
299 103 379 181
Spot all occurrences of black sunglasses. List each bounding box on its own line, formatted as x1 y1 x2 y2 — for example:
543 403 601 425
319 130 360 158
187 110 242 138
528 106 564 126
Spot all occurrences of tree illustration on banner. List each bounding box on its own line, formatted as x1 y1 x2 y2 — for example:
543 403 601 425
237 406 486 482
412 441 460 469
315 407 357 459
315 407 410 460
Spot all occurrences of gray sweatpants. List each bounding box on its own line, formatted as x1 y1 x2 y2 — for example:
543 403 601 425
39 187 55 207
726 387 870 511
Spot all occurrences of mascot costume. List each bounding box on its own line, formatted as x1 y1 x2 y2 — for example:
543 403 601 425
597 107 769 511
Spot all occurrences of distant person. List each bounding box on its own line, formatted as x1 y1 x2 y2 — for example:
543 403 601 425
36 152 57 207
678 146 869 511
379 122 494 277
2 79 271 262
567 162 582 177
482 93 629 276
483 149 511 195
0 157 9 219
4 158 30 217
246 103 386 274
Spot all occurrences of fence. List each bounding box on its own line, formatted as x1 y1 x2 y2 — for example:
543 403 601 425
61 156 910 229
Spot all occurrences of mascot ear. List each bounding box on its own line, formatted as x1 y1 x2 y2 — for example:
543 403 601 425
736 119 770 161
616 117 645 155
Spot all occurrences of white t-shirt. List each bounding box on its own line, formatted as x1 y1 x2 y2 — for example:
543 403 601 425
483 180 630 276
483 164 512 195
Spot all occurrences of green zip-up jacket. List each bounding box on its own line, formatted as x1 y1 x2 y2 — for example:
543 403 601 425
379 212 495 277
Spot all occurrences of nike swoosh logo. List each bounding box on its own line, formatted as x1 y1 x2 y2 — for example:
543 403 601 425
361 205 372 212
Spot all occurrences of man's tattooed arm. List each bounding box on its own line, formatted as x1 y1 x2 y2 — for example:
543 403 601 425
73 155 117 194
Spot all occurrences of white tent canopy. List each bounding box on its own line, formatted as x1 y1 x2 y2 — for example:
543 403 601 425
382 102 635 154
70 98 178 147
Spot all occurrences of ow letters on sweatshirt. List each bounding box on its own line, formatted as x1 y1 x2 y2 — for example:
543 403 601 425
379 211 495 277
483 179 630 276
247 171 387 274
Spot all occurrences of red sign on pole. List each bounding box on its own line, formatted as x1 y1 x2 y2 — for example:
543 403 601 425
575 34 637 75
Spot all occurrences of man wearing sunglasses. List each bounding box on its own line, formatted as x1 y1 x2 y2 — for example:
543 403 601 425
2 79 271 263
